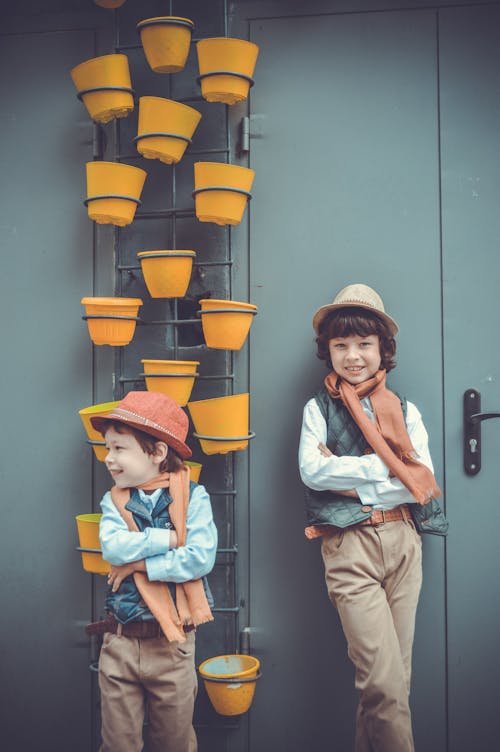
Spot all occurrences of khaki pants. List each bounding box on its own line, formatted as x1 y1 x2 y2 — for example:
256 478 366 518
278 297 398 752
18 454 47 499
98 630 198 752
321 518 422 752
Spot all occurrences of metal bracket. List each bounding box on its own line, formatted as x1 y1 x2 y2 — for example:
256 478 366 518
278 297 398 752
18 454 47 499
463 389 500 475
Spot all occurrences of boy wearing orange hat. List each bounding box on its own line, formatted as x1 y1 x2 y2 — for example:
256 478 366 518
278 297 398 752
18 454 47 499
299 284 447 752
86 391 217 752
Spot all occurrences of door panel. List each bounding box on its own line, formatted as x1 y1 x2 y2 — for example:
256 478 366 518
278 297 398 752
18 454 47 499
247 10 445 751
440 6 500 750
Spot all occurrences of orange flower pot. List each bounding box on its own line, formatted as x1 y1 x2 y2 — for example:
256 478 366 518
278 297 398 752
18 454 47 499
85 161 147 226
196 38 259 105
141 359 199 406
70 54 134 124
193 162 255 226
81 297 142 346
187 393 254 455
76 513 110 575
79 400 119 460
137 250 196 298
186 461 202 483
136 97 201 164
137 17 194 73
199 298 257 350
199 654 261 715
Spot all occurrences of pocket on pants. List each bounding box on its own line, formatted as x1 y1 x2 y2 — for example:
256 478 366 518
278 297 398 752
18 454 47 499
321 527 345 556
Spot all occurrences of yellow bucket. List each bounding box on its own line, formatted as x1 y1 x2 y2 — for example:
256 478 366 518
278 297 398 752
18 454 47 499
81 297 143 346
88 441 108 462
75 513 110 575
136 97 201 164
141 359 199 406
137 16 194 73
199 298 257 350
193 162 254 226
185 461 202 483
70 54 134 124
199 654 261 716
79 400 120 443
85 161 147 226
137 250 196 298
196 38 259 105
187 393 254 455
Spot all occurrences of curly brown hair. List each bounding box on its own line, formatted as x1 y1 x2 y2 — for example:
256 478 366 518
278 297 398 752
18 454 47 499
99 420 185 473
316 307 396 372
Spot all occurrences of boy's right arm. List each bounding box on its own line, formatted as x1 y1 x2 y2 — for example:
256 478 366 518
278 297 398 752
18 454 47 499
99 491 174 566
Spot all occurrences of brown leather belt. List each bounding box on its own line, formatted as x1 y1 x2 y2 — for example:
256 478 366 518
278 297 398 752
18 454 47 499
85 615 195 639
359 504 411 526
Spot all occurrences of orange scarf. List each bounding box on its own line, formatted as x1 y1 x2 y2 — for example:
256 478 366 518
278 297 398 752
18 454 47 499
110 466 213 643
324 369 442 503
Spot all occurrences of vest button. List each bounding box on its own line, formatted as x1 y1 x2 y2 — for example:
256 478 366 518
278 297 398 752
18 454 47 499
361 506 372 513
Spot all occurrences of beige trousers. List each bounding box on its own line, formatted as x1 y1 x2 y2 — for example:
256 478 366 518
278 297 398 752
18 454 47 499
98 630 198 752
321 517 422 752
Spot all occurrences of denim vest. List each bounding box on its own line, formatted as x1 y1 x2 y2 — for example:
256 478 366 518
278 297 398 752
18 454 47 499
304 387 448 536
106 484 214 624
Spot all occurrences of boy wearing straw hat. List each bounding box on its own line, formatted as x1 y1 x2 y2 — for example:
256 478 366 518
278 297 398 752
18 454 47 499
299 284 447 752
86 391 217 752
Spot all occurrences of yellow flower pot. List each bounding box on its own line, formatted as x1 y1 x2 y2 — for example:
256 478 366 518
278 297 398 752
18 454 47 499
193 162 255 226
186 461 202 483
187 393 254 455
88 441 108 462
79 400 120 443
81 297 143 346
137 16 194 73
76 513 110 575
199 298 257 350
85 161 147 226
70 54 134 124
137 250 196 298
141 359 199 406
196 38 259 105
199 654 261 716
135 97 201 164
94 0 126 7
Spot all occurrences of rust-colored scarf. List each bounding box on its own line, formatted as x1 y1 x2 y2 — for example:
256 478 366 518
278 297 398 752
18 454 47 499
110 466 213 643
324 369 442 503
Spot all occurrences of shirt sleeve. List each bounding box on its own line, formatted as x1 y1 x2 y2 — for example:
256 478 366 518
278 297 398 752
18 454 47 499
356 401 436 508
99 491 172 565
145 484 218 583
298 398 391 490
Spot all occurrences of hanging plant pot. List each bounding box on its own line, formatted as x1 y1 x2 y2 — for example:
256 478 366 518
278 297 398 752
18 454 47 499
193 162 255 226
79 400 119 461
196 38 259 105
199 298 257 350
70 54 134 124
76 513 111 575
185 461 202 483
85 161 147 226
81 297 143 346
137 16 194 73
199 654 261 716
135 97 201 164
141 359 199 406
187 393 255 455
137 250 196 298
94 0 126 7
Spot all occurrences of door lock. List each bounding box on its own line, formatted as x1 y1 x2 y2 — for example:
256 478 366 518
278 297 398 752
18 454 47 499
463 389 500 475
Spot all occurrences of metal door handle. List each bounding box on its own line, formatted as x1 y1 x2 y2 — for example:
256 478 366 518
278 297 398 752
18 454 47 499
464 389 500 475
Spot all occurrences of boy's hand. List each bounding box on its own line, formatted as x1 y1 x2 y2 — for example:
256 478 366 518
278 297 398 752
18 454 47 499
169 530 178 549
318 442 359 498
107 560 146 592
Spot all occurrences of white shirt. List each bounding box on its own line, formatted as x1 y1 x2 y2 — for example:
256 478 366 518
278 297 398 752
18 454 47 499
298 396 435 511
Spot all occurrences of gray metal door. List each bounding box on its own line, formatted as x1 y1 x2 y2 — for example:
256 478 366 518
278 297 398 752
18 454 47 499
229 2 500 750
0 5 111 751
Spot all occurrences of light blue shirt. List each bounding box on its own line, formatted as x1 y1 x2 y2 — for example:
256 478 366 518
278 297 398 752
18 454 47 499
99 484 217 583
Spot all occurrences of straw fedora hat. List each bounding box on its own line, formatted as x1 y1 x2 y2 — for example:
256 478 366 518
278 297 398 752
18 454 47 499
90 390 192 459
312 283 399 335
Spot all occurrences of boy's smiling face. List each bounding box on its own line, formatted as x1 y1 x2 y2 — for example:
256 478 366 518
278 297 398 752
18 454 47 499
329 334 382 385
104 426 167 488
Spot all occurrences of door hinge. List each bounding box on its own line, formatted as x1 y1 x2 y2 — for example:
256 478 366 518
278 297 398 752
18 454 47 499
238 114 267 155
